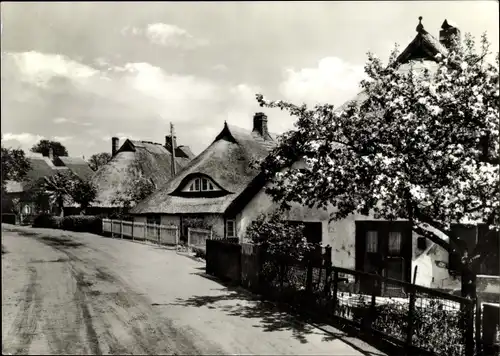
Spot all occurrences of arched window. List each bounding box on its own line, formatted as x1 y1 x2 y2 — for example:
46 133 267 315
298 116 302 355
183 176 219 192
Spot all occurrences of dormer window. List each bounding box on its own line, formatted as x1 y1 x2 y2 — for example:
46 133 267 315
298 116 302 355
185 177 218 192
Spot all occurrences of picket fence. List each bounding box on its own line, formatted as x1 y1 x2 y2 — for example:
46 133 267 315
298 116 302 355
101 219 213 251
187 227 213 252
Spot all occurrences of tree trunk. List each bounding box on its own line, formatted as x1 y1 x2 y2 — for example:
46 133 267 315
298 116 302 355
58 199 64 217
461 262 478 300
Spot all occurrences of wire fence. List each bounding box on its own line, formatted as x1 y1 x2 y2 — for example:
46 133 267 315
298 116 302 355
206 241 481 356
255 248 477 356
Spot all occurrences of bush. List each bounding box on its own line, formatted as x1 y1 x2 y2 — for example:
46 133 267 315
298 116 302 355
32 213 62 229
32 214 102 234
60 215 102 234
2 213 17 225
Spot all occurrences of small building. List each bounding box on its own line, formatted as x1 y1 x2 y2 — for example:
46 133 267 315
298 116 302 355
130 112 276 239
90 136 193 216
2 150 94 223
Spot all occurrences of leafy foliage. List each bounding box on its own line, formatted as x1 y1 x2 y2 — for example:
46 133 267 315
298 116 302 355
32 214 102 234
88 152 112 171
68 178 97 212
31 139 68 157
246 212 319 262
24 177 52 213
32 213 62 229
111 172 157 209
255 33 499 269
39 172 73 216
1 145 31 193
60 215 102 234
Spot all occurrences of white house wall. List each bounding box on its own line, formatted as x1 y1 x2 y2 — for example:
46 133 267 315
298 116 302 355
238 180 459 290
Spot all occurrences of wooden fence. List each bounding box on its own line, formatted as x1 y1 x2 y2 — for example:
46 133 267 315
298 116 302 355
102 218 179 246
187 227 213 252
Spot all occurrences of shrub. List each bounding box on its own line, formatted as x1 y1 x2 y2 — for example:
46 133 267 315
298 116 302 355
32 213 62 229
192 246 206 259
60 215 102 234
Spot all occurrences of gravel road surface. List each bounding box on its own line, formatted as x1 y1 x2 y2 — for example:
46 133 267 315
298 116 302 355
2 224 385 355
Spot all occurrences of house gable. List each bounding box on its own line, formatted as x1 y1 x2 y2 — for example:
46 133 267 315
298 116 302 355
395 17 449 65
130 114 276 215
171 173 229 198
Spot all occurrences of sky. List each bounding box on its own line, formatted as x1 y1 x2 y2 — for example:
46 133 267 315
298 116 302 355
1 1 499 159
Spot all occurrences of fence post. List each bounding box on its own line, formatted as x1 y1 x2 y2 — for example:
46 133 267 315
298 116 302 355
131 220 135 241
405 284 416 354
465 300 475 356
475 297 482 355
306 258 313 295
111 220 114 238
367 277 377 331
144 223 147 241
406 265 418 355
331 270 338 316
187 227 191 249
120 220 123 239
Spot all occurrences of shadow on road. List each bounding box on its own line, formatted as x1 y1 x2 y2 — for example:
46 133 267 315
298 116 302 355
168 271 385 356
38 236 84 248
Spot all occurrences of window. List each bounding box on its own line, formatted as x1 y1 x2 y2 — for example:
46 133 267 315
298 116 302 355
388 231 402 255
417 236 427 250
226 219 236 238
186 177 218 192
366 231 378 253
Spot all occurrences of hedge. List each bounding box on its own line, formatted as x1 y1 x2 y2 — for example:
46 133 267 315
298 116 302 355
33 213 62 229
33 214 102 234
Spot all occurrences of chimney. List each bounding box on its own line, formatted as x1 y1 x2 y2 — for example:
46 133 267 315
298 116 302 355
111 137 119 156
48 147 54 161
439 19 461 49
169 123 177 176
253 112 269 139
164 135 177 153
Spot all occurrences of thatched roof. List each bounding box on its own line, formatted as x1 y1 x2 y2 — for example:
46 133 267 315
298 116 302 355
131 122 276 215
5 153 59 194
337 19 447 112
55 156 94 181
91 139 192 207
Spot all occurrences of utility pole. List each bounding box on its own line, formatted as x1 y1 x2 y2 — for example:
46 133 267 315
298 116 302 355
170 122 177 176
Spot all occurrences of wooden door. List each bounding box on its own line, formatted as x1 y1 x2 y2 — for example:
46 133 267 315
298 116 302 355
356 221 412 296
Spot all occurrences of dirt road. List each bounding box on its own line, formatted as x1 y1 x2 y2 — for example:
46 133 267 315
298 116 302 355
2 224 385 355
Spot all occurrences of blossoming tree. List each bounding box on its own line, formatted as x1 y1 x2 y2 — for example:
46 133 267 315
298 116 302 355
255 33 499 298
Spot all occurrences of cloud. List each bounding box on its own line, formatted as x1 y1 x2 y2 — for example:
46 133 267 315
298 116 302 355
122 23 209 49
2 50 243 156
6 51 98 88
53 135 73 142
2 132 45 148
212 64 228 72
279 57 366 107
53 117 92 126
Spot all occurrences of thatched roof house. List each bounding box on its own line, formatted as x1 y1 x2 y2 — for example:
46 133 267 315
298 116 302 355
3 151 94 221
136 18 500 291
91 137 193 208
4 151 93 195
53 156 94 181
130 112 276 238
